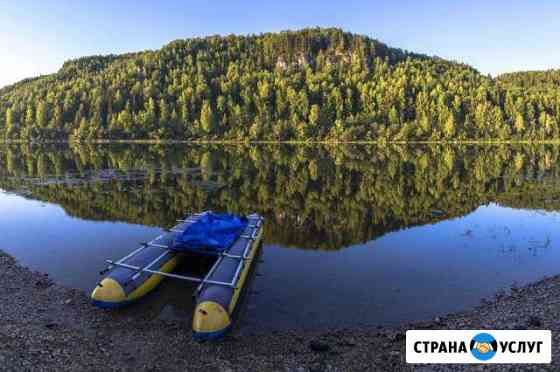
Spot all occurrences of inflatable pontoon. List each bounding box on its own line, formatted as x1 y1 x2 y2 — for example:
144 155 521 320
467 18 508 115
91 211 264 340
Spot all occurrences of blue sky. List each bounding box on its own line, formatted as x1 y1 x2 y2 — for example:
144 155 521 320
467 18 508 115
1 0 559 87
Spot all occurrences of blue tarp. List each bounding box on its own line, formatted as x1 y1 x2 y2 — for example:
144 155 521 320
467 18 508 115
171 213 248 253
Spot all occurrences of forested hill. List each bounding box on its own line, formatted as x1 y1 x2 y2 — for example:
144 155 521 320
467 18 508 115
1 28 559 142
497 69 560 92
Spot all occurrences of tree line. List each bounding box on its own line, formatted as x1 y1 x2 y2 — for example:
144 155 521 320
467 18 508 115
0 28 559 142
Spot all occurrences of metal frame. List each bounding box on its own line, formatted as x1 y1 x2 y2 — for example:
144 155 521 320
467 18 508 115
102 211 263 291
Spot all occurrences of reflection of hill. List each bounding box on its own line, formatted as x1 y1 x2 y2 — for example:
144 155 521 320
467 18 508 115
495 177 560 212
1 143 560 250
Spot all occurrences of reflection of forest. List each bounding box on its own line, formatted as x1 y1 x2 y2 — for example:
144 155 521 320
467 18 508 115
1 143 559 250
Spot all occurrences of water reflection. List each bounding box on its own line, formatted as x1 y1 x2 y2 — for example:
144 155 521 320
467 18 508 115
2 143 560 250
0 143 559 328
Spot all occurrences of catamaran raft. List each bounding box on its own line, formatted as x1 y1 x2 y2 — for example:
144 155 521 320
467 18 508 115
91 211 264 340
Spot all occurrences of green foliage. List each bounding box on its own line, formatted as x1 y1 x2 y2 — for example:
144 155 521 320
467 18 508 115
497 70 560 92
1 28 559 141
200 100 216 134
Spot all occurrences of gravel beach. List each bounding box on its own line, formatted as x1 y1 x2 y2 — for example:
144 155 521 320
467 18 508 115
0 249 558 371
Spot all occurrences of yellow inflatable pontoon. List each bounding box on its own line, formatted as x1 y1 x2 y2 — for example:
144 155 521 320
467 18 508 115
91 211 264 341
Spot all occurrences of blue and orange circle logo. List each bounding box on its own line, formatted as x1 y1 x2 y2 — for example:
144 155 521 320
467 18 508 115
470 333 497 361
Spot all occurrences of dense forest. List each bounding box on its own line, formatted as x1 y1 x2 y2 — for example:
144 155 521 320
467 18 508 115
1 143 559 249
0 28 559 142
497 70 560 92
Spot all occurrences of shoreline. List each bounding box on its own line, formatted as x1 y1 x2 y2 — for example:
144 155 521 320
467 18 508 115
1 250 557 371
2 139 560 145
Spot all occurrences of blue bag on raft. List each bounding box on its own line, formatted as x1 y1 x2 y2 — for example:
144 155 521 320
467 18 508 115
171 213 248 253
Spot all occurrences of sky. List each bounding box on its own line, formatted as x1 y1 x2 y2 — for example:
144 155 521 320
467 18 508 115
1 0 559 88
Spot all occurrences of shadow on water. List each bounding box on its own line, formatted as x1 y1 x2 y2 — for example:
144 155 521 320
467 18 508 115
110 254 215 324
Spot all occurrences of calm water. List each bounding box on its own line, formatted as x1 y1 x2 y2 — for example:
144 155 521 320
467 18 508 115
1 143 559 330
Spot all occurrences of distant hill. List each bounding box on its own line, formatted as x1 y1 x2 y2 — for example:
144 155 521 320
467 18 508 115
497 69 560 91
0 28 558 141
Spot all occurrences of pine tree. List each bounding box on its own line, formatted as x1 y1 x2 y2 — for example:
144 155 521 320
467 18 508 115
200 100 216 134
443 113 456 139
514 113 526 136
36 101 48 128
5 108 16 137
309 104 320 127
159 98 169 125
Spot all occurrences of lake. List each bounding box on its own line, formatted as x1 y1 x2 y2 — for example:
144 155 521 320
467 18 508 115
0 143 559 330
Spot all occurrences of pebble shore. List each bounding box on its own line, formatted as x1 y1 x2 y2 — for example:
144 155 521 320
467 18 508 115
0 250 557 371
